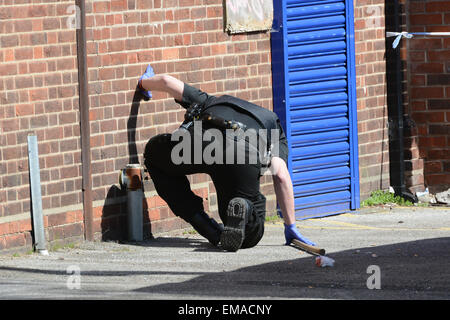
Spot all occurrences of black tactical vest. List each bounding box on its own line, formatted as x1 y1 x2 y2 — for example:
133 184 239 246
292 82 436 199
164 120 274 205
202 95 279 151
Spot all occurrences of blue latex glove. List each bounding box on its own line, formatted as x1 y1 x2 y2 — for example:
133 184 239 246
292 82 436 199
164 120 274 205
138 64 155 99
284 223 316 246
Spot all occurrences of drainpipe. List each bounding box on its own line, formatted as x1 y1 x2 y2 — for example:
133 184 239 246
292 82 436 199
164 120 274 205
385 0 417 203
119 164 144 241
75 0 94 240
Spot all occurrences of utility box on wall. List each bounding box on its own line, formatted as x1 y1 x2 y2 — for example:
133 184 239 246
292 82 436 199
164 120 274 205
271 0 360 219
224 0 274 34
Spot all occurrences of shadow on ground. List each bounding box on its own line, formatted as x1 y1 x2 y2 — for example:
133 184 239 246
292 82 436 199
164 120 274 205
121 237 219 252
131 237 450 299
1 237 448 299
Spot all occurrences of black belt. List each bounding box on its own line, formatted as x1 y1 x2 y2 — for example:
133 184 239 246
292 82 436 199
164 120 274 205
179 103 247 132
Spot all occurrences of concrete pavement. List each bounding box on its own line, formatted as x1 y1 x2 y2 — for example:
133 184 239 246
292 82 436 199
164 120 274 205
0 206 449 300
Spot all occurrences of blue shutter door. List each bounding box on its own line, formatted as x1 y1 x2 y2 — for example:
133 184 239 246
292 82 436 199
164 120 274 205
271 0 360 219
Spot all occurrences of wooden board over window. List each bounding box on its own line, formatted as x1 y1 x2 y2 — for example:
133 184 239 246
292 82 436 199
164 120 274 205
225 0 274 34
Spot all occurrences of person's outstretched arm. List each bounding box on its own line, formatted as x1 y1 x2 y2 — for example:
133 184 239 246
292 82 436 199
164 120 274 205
137 64 184 100
270 157 316 246
139 65 214 109
140 74 184 101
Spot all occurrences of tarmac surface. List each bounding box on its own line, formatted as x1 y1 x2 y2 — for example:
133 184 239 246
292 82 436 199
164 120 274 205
0 206 449 300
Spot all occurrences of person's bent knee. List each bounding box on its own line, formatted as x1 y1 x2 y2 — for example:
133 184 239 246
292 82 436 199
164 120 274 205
144 134 172 158
144 133 173 170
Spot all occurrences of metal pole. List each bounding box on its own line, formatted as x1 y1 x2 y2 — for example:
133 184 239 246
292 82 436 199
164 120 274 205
75 0 94 241
27 134 48 255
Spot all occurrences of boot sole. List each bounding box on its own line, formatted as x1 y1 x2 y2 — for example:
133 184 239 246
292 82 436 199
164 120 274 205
220 197 248 252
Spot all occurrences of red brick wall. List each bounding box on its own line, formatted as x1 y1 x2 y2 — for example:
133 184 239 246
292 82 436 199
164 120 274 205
0 0 276 251
0 0 83 251
406 0 450 193
85 0 276 241
0 0 402 252
354 0 390 199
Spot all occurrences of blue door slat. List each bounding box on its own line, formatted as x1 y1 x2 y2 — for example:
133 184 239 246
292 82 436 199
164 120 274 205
286 2 345 18
287 0 343 6
288 41 346 57
291 117 349 132
288 53 346 70
290 92 348 108
291 141 349 157
292 165 350 182
289 79 348 95
294 190 351 208
293 178 350 195
289 66 347 82
291 105 348 121
290 106 348 119
295 202 351 220
293 154 350 171
286 15 345 31
287 28 346 44
291 131 349 146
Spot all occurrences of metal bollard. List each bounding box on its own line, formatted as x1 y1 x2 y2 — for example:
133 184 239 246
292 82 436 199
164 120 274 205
119 164 144 241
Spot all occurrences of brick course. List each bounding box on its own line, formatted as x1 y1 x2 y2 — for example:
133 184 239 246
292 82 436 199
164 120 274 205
0 0 82 250
0 0 276 252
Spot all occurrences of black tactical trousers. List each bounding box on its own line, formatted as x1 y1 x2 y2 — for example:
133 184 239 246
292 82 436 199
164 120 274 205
143 131 266 249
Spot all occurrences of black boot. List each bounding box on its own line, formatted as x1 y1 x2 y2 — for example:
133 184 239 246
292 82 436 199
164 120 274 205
220 197 250 252
187 211 223 246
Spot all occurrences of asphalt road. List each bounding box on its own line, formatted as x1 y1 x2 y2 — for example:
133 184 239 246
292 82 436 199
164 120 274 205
0 206 449 300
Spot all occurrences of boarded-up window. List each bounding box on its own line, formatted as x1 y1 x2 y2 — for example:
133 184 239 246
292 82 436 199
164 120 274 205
224 0 274 34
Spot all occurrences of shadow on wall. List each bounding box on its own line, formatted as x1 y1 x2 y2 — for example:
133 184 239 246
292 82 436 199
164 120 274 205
100 87 152 242
128 85 150 164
